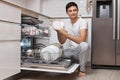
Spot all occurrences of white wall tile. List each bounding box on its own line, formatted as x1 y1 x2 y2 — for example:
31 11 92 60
42 0 92 17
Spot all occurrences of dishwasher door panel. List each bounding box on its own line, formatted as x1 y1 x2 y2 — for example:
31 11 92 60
21 63 79 74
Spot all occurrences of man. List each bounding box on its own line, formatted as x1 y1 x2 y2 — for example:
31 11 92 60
54 2 89 77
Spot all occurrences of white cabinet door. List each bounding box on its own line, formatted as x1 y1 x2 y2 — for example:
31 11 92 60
0 41 20 80
0 1 21 23
0 2 21 80
0 22 21 41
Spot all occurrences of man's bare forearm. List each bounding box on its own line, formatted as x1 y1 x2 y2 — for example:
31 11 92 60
57 32 67 44
67 29 87 44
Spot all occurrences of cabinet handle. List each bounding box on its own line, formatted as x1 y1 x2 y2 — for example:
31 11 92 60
113 0 116 40
117 0 120 40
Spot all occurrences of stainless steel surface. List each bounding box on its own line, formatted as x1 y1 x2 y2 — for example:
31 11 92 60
117 0 120 40
92 0 120 67
116 39 120 65
113 0 116 40
116 0 120 65
92 19 115 65
92 0 116 65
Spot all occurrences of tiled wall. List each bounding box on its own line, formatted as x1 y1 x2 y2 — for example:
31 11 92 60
79 0 92 17
42 0 92 17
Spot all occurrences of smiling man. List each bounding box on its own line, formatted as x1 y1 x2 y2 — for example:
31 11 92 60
54 2 89 77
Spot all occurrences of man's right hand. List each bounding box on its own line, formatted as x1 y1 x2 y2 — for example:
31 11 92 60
56 28 68 37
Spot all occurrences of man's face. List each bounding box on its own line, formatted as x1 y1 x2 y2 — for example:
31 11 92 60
66 6 78 19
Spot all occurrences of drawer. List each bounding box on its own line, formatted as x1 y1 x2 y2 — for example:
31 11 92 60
0 21 21 40
0 41 20 80
0 2 21 23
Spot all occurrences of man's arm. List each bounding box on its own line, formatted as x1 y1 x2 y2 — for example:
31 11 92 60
56 28 68 44
67 29 87 44
57 29 87 44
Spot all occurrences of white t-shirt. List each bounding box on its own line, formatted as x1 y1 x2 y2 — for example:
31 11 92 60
64 17 87 48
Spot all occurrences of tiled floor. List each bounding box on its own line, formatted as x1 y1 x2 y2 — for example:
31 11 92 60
6 67 120 80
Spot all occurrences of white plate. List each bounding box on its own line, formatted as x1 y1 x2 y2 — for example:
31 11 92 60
52 21 64 30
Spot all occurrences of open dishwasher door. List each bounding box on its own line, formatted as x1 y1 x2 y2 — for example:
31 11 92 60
21 64 79 74
21 60 79 74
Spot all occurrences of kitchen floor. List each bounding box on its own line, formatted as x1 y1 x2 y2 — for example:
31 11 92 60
5 66 120 80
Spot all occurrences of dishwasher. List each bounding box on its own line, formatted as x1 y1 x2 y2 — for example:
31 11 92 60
20 15 79 74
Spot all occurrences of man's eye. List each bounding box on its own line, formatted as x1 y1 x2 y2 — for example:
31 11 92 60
73 9 77 11
68 10 72 12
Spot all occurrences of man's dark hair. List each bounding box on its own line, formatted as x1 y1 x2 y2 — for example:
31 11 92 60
66 2 78 12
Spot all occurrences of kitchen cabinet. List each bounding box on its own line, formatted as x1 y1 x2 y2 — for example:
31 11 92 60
0 41 20 80
0 2 21 23
0 2 21 80
4 0 43 13
0 22 21 40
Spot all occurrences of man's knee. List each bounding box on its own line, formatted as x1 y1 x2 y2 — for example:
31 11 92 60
79 42 89 52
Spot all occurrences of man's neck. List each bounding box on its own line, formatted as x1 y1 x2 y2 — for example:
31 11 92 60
71 17 79 24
